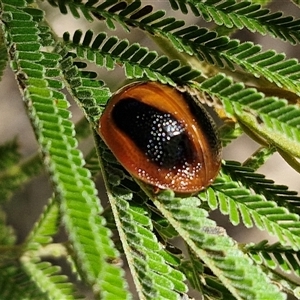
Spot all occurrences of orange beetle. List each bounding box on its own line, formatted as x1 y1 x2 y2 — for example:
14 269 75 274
99 81 221 193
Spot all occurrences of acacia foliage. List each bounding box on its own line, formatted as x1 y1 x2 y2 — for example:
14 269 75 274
0 0 300 299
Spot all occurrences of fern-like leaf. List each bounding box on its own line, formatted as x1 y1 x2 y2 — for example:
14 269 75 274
0 265 47 299
61 26 300 161
60 47 189 298
154 190 285 300
52 0 300 95
84 147 101 178
0 118 92 204
20 258 81 300
3 2 129 298
0 148 43 203
196 74 300 159
63 29 202 86
3 1 300 299
245 240 300 277
179 248 237 300
242 146 276 170
219 123 243 147
58 47 111 123
98 136 188 300
173 0 300 45
223 160 300 214
264 265 300 298
24 197 60 250
199 167 300 250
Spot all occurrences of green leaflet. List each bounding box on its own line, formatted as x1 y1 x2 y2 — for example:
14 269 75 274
0 266 48 299
63 30 202 85
223 161 300 213
20 198 79 297
84 147 101 178
244 241 300 296
173 0 300 44
0 144 43 203
58 45 112 124
243 146 276 170
53 0 300 94
200 161 300 247
219 123 243 147
197 75 300 159
70 78 190 298
20 259 81 300
0 118 92 204
154 190 285 300
63 30 300 162
245 241 300 277
3 2 129 299
237 107 300 158
24 198 60 250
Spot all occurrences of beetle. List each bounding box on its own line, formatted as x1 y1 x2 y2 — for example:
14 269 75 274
99 81 221 193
